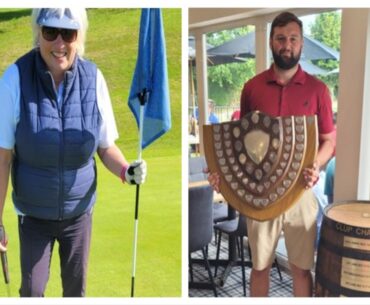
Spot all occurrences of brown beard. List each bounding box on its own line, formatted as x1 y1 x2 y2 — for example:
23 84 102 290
272 48 301 70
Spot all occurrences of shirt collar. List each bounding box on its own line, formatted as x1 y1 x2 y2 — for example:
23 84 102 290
266 64 306 85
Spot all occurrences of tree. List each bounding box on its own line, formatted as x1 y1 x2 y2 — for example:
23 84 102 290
310 11 341 52
310 11 341 103
206 26 256 106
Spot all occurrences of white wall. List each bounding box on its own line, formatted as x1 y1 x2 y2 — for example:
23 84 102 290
335 8 370 201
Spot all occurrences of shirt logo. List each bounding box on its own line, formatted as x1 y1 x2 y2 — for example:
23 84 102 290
303 100 309 107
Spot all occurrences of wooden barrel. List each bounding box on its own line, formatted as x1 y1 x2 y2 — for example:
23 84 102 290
315 201 370 297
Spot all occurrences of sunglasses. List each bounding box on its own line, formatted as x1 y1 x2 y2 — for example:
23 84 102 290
41 26 78 43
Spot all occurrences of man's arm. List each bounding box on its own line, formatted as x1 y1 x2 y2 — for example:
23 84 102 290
303 131 336 189
317 131 336 169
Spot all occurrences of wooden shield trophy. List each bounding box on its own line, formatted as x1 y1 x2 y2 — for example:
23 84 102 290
203 111 318 221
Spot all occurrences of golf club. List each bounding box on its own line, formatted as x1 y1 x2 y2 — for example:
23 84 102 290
0 225 10 297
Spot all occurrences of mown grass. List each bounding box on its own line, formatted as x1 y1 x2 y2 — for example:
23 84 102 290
0 8 181 297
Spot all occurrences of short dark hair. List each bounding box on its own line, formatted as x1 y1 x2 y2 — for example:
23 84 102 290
270 12 303 39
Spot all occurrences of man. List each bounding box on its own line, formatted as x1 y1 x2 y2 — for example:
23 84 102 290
209 12 335 297
195 99 219 124
207 100 219 124
242 11 335 297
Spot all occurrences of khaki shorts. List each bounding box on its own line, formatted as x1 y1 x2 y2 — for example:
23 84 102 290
246 190 318 271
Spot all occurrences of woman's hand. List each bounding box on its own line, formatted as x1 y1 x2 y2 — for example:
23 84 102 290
205 168 221 193
124 160 147 185
302 162 320 189
0 225 7 252
0 242 6 252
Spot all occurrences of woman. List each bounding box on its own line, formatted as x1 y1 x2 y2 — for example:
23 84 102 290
0 8 146 297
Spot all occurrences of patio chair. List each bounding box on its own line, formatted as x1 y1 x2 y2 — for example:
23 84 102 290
214 214 283 296
214 214 250 296
189 156 228 221
188 185 218 297
189 156 207 182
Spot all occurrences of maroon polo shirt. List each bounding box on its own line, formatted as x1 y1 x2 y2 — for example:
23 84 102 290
240 64 334 134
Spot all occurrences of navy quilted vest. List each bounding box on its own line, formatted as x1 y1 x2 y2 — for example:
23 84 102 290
12 49 101 220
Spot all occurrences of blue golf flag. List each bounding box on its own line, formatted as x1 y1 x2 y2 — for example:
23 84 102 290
128 8 171 149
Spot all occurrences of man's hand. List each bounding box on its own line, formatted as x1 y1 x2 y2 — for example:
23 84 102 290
205 168 221 193
125 160 147 185
302 162 320 189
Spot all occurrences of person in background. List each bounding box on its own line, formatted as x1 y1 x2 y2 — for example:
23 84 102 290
196 99 219 124
207 99 220 123
0 8 146 297
190 99 219 154
316 112 337 245
324 156 336 204
313 169 328 247
231 109 241 121
188 115 200 155
323 112 337 204
208 12 335 297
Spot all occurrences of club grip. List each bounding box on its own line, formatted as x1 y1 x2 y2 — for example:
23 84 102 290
0 226 10 284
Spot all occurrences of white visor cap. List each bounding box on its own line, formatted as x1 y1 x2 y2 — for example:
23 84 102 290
37 8 80 30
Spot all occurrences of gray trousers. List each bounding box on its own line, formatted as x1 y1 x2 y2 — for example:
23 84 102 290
18 211 92 297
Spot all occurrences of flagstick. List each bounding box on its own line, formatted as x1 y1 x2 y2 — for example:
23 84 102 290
131 90 146 297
